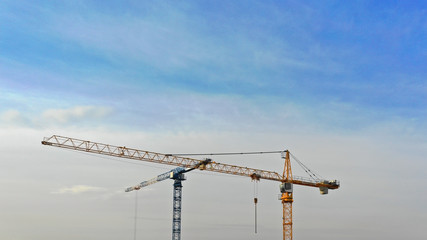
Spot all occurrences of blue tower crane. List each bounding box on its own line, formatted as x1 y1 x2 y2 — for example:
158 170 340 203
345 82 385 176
125 159 212 240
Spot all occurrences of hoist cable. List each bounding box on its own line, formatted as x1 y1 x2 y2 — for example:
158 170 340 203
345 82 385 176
134 191 138 240
253 180 259 234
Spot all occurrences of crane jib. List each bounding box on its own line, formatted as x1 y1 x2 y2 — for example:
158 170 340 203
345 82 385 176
41 135 339 190
41 135 340 240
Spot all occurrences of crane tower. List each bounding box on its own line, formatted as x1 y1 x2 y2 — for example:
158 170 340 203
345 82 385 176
125 160 211 240
42 135 340 240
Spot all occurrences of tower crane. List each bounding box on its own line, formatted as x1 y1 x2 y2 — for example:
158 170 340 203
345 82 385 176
125 159 211 240
41 135 340 240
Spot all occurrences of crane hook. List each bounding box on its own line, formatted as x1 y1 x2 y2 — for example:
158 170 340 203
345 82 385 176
253 180 259 234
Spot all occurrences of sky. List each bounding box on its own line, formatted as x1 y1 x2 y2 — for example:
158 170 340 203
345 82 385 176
1 1 426 239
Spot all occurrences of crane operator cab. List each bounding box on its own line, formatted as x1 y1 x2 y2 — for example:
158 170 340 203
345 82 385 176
280 182 293 193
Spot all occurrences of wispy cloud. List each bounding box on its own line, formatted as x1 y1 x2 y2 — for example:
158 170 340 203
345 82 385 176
0 109 30 126
0 105 113 128
38 1 343 81
52 185 106 194
1 1 425 136
42 106 112 124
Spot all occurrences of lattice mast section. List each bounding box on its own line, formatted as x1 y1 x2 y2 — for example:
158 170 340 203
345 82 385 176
41 135 340 240
172 177 184 240
280 151 293 240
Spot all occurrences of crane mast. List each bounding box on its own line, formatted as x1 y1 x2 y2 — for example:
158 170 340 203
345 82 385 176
41 135 340 240
281 150 293 240
125 160 211 240
127 166 186 240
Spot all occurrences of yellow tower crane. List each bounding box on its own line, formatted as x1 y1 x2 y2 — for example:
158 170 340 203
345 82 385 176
41 135 340 240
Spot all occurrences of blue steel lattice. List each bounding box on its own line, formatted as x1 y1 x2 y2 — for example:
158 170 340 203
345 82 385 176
172 176 184 240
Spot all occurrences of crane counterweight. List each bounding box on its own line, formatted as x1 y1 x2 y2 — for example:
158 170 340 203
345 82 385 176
41 135 340 240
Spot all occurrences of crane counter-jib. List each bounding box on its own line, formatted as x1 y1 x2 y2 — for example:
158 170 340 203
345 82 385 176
41 134 340 240
41 135 339 190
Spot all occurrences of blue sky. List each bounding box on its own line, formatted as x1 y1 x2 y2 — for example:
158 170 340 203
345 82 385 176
1 1 426 240
1 0 425 133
